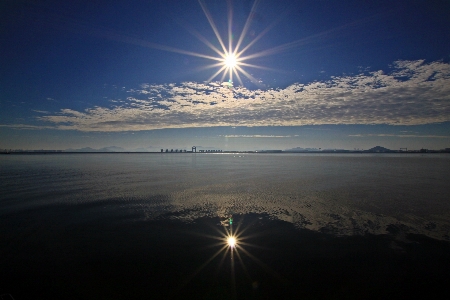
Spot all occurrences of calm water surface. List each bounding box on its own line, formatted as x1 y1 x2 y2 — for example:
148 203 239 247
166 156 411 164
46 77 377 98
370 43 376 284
1 153 449 299
2 153 449 238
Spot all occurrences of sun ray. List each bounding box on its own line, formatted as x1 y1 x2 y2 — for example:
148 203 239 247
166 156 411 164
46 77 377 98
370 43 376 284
233 0 261 55
181 23 227 58
238 12 387 62
236 245 283 281
230 248 237 299
214 245 231 277
198 0 228 54
238 62 280 72
227 0 233 56
235 65 263 86
233 68 244 86
175 244 229 292
207 65 228 83
194 62 227 74
234 241 271 250
107 34 224 62
235 12 284 58
220 68 229 83
234 246 253 282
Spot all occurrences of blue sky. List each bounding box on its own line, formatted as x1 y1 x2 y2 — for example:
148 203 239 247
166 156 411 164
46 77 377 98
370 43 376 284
1 0 450 151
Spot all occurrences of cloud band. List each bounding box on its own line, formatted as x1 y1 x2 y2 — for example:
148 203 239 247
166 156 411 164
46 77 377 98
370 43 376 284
34 60 450 132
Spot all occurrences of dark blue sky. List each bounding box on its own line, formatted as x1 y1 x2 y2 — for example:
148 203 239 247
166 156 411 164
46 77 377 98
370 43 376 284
1 0 450 151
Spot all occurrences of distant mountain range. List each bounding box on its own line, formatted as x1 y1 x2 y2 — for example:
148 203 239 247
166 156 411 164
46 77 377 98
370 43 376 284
367 146 392 152
285 146 398 153
64 146 174 152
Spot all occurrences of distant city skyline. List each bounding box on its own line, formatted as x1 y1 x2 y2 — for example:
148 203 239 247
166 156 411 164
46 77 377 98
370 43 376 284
1 1 449 150
3 142 449 153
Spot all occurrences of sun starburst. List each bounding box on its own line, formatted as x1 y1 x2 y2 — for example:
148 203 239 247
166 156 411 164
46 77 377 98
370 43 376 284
121 0 295 88
193 0 278 87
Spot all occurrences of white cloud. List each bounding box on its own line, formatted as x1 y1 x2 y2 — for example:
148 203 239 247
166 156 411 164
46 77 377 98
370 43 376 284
34 60 450 132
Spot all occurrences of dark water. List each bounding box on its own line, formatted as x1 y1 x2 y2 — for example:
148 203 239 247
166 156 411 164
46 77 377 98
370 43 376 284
1 153 450 299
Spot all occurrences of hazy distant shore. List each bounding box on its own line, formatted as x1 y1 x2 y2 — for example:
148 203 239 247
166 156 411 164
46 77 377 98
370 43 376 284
2 150 449 154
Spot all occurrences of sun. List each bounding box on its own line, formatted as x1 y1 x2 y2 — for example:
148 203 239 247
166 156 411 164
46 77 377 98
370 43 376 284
224 54 237 69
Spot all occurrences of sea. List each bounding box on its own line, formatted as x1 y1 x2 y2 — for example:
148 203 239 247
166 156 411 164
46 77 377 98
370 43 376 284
1 153 450 299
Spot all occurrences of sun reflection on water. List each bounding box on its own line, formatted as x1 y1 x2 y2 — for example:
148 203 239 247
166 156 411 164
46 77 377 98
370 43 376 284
172 214 281 299
227 236 237 248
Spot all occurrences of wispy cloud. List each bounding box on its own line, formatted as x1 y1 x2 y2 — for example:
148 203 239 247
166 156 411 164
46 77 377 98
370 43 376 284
26 60 450 131
0 124 55 130
349 134 450 139
221 135 292 138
